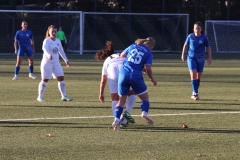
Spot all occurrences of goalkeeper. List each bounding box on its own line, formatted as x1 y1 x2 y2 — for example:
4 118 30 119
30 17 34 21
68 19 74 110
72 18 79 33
56 27 67 49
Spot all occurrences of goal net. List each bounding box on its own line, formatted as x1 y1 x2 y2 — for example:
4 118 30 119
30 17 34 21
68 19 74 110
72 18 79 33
0 10 82 54
82 13 189 53
205 20 240 53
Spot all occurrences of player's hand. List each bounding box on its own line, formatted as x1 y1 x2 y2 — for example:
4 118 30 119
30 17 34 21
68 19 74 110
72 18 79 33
151 78 157 85
99 94 104 103
14 50 17 54
66 61 70 68
181 55 185 61
207 58 212 65
48 56 52 60
142 68 147 74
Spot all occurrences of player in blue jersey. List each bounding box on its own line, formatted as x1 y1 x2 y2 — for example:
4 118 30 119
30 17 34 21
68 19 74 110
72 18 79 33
181 21 212 100
13 21 36 80
95 41 136 124
112 37 157 131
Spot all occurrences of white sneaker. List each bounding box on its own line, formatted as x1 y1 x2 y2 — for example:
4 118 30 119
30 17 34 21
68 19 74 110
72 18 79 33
12 75 18 80
112 119 121 131
61 96 73 101
141 111 154 125
29 73 37 79
37 97 45 102
191 94 199 100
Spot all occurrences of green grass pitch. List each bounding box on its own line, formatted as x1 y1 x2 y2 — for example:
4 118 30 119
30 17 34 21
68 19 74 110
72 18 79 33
0 54 240 160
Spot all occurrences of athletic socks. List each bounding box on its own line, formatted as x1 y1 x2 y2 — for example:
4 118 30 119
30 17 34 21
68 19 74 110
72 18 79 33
125 95 136 113
114 106 123 119
141 100 150 113
111 101 118 115
38 81 47 98
14 66 20 75
28 66 34 73
191 80 198 94
58 81 66 97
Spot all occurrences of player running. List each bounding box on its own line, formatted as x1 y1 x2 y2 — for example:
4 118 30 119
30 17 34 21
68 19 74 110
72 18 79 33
95 41 136 124
112 37 157 131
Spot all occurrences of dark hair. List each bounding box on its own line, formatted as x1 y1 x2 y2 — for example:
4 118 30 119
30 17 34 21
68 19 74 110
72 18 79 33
95 41 114 61
194 21 204 34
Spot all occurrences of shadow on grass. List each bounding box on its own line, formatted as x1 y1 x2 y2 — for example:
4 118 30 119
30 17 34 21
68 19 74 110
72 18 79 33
123 126 240 134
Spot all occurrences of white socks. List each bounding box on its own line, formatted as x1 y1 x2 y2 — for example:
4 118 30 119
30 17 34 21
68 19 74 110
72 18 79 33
38 81 47 98
58 81 66 97
126 95 136 113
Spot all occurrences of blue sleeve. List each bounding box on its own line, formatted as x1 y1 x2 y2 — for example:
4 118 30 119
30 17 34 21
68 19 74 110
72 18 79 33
145 52 153 65
185 34 191 45
14 31 19 40
204 36 210 47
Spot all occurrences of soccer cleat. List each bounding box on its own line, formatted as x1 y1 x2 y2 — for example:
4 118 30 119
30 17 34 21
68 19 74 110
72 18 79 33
61 96 73 101
37 97 45 102
12 75 18 80
112 119 120 131
29 73 37 79
191 94 199 100
141 111 154 125
123 111 135 123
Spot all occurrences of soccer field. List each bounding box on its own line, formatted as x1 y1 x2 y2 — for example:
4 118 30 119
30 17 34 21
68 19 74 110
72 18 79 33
0 54 240 160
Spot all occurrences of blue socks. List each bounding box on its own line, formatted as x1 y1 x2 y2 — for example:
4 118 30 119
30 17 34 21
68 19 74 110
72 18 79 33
29 66 34 73
191 79 200 94
114 106 123 119
141 100 150 113
14 66 20 75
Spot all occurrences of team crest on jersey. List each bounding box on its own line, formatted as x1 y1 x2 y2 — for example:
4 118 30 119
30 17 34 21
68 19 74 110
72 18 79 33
26 34 29 37
53 47 58 54
199 40 203 44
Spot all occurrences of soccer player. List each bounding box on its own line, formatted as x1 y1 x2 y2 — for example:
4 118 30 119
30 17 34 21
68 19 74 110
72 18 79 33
181 21 212 100
95 41 136 124
112 37 157 131
56 27 67 49
13 21 37 80
37 25 73 102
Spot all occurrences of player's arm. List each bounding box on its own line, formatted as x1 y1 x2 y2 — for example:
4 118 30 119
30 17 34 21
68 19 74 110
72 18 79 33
30 38 35 54
58 42 69 67
146 64 157 85
99 75 107 103
14 39 18 54
181 43 188 61
206 46 212 65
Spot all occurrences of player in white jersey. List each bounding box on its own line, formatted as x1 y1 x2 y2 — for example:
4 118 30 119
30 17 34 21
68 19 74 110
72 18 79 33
95 41 136 124
37 25 73 102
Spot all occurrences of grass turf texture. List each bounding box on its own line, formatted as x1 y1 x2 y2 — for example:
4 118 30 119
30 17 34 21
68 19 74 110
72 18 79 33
0 54 240 160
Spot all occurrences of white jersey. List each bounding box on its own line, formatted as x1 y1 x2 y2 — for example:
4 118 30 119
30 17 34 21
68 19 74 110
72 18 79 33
102 53 125 93
40 37 68 79
42 37 68 63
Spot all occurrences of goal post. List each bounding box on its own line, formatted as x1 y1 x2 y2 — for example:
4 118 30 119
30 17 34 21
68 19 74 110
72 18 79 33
83 12 189 53
205 20 240 53
0 10 82 54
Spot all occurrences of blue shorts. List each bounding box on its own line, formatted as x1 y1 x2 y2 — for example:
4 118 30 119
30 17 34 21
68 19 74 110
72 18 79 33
187 57 205 72
17 46 34 57
118 70 147 96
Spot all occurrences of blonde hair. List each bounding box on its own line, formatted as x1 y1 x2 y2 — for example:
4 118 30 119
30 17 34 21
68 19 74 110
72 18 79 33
45 25 56 38
135 37 156 47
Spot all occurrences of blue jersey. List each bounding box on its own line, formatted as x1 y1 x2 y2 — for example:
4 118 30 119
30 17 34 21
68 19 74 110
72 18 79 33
14 29 33 47
122 43 153 75
185 33 210 58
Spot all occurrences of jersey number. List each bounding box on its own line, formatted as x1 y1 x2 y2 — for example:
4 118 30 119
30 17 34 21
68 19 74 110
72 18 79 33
127 49 144 64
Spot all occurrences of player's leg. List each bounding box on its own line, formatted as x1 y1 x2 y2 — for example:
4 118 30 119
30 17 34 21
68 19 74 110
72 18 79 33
123 89 136 123
130 78 153 125
13 48 24 80
195 58 205 100
187 57 199 100
27 46 37 79
37 62 52 102
107 77 119 115
54 63 73 101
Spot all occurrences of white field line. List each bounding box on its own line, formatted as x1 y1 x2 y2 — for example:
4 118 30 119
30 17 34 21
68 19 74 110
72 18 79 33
0 111 240 122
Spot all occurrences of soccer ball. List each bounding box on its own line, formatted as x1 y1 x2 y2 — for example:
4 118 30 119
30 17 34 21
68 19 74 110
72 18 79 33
120 117 129 127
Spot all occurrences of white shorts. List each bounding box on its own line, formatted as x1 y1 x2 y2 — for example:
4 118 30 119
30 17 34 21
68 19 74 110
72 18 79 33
40 61 64 79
